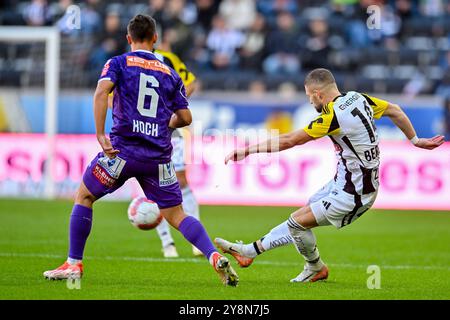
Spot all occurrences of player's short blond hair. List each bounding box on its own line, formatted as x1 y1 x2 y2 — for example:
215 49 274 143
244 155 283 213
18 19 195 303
304 68 336 88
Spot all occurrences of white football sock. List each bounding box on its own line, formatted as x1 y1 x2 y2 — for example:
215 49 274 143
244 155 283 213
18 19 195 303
181 187 200 220
67 258 82 265
240 221 293 259
156 218 175 248
260 221 293 252
287 216 323 270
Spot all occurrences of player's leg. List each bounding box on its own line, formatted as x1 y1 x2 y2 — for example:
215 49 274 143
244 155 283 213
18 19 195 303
288 189 379 282
177 170 203 256
152 133 187 258
43 181 96 280
214 205 318 263
159 205 212 257
67 181 96 264
44 153 129 280
255 205 320 256
160 204 238 286
178 171 200 220
215 182 333 268
170 133 203 256
138 163 238 286
154 171 180 258
177 171 199 219
286 205 328 283
155 219 178 258
215 205 328 282
215 219 292 267
153 170 200 258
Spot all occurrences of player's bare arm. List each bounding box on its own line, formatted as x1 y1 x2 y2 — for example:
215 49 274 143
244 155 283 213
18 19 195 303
225 129 314 164
185 81 196 98
94 79 120 158
383 102 445 150
169 109 192 129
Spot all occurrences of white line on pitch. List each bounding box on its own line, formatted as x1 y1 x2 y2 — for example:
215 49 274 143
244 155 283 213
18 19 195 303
1 252 449 271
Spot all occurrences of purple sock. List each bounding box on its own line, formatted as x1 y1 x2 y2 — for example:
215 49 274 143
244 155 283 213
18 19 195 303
178 216 217 260
68 204 93 260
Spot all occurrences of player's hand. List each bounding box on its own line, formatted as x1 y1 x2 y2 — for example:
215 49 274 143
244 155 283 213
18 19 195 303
97 134 120 158
414 135 445 150
225 148 249 164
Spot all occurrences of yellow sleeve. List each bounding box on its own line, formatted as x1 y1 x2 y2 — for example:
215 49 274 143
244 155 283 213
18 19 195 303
361 94 389 119
155 50 196 87
173 57 196 87
303 104 340 138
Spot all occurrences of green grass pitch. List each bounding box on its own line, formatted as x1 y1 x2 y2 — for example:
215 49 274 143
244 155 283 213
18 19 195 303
0 199 449 300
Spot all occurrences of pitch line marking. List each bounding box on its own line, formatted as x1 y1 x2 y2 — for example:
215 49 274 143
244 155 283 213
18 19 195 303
0 252 449 271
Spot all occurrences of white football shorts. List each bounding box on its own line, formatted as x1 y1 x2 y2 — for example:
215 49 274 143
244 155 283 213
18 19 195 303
308 180 378 229
171 130 185 172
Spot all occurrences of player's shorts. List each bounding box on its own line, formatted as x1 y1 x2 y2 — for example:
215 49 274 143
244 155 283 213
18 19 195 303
171 130 185 172
308 180 378 229
82 152 182 209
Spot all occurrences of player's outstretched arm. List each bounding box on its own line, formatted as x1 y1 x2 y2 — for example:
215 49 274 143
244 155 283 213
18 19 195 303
94 79 120 158
225 129 314 164
383 103 445 150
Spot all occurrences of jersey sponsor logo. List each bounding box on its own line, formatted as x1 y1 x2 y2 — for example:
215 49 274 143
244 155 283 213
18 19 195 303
92 164 115 187
101 59 111 77
158 162 177 186
338 93 359 110
93 156 126 187
97 155 126 179
126 56 171 75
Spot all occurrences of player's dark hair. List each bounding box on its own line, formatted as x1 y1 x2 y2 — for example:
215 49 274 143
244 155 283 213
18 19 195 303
304 68 336 87
127 14 156 42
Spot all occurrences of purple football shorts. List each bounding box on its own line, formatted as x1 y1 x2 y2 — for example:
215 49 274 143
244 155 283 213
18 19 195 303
82 152 182 209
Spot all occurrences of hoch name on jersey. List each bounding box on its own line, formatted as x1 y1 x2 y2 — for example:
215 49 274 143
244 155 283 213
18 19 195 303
133 119 159 137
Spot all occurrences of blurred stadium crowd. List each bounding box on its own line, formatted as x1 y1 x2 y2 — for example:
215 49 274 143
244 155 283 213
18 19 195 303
0 0 450 97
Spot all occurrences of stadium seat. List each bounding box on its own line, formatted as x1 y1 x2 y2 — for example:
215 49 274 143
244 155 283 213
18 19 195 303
402 17 436 37
0 0 447 93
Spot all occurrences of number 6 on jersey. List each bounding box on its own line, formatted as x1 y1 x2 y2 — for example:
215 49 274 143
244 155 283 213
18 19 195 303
137 73 159 118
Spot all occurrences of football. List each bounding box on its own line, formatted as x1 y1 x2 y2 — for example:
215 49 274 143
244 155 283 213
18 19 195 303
127 196 163 230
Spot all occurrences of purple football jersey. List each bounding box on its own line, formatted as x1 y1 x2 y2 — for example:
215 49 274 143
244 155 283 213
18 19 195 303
98 49 189 162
